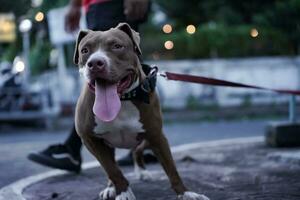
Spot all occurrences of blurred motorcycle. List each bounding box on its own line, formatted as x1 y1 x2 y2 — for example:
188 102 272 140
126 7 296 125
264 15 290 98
0 57 42 112
0 60 23 111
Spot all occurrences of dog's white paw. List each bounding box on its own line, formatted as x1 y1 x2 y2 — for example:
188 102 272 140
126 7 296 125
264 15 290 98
116 187 136 200
134 165 153 181
99 186 116 200
178 191 210 200
136 169 153 181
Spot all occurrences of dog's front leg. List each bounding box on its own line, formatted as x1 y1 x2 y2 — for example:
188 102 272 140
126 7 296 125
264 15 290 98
147 133 187 194
147 133 210 200
83 136 136 200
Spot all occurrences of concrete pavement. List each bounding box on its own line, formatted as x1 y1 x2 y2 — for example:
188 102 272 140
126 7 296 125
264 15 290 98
0 119 267 188
2 137 300 200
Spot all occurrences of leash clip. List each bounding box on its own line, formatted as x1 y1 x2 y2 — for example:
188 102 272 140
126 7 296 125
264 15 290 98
151 66 166 78
157 71 167 78
149 65 158 77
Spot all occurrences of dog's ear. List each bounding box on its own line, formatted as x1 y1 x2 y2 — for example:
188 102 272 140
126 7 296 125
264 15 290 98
116 23 142 55
74 30 90 65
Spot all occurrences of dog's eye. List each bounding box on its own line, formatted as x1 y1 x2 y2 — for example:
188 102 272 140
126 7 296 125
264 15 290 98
113 44 124 50
81 48 89 54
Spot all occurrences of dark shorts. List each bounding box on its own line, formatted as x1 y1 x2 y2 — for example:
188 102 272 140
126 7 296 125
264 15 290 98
86 0 149 32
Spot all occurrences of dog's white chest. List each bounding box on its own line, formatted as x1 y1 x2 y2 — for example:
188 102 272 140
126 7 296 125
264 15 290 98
93 101 144 148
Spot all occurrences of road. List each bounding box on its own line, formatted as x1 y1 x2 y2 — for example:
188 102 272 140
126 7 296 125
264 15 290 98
0 119 271 188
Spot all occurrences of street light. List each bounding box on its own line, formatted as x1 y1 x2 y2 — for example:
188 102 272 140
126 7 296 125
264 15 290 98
19 19 32 88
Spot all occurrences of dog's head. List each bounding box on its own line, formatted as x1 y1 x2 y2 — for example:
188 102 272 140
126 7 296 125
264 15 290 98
74 23 143 122
74 23 142 90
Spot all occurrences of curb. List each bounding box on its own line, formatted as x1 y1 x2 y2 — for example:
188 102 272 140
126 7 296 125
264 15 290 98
0 136 264 200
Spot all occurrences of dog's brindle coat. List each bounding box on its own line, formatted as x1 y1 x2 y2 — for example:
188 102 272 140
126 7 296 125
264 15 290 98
74 23 209 200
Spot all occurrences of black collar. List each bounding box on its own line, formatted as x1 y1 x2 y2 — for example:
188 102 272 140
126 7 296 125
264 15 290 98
120 64 158 104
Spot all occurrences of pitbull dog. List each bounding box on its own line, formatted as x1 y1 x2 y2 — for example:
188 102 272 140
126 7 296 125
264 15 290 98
74 23 210 200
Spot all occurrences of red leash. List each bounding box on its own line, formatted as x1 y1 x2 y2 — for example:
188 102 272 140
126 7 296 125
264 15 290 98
160 71 300 96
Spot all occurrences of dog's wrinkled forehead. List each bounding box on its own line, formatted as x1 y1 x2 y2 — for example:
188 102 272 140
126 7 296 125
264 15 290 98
73 23 141 66
80 30 132 53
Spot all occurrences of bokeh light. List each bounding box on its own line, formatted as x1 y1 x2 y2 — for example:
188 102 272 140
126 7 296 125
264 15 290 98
19 19 32 33
164 40 174 50
15 60 25 72
186 25 196 34
1 21 12 32
162 24 172 34
35 12 44 22
250 28 259 38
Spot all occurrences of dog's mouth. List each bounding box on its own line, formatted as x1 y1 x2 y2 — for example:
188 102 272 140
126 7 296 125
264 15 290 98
91 72 135 123
117 73 134 94
91 73 134 95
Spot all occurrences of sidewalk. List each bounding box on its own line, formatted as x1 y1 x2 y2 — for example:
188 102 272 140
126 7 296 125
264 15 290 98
1 137 300 200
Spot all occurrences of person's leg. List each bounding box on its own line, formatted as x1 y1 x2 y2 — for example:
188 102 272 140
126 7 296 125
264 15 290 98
64 125 82 157
28 124 82 173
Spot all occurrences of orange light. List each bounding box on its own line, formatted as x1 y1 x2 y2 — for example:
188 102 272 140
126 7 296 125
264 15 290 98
35 12 44 22
186 25 196 34
162 24 172 34
2 21 12 32
164 40 174 50
250 28 259 38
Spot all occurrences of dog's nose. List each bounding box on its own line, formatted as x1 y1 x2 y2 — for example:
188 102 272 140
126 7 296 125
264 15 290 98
87 58 106 71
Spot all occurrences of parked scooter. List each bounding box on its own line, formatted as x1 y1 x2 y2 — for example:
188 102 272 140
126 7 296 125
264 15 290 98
0 61 23 111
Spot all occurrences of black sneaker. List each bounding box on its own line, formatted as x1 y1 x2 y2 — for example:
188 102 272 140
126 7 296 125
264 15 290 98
143 152 158 164
117 153 134 166
28 144 81 173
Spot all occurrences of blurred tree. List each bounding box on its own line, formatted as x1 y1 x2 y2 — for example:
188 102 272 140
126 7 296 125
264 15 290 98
155 0 205 26
39 0 69 12
155 0 300 55
223 0 275 24
254 0 300 54
0 0 69 69
155 0 276 26
0 0 31 17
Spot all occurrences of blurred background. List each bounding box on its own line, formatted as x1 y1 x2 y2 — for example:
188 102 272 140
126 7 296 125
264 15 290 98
0 0 299 189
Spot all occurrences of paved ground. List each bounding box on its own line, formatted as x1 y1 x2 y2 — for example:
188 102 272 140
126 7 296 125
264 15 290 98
0 119 268 188
22 140 300 200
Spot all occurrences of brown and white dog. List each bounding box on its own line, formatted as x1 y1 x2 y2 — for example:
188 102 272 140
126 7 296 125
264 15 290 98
74 23 210 200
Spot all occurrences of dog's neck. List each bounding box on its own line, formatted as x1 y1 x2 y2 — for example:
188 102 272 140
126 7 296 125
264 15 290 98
137 62 146 82
124 78 139 94
126 62 144 91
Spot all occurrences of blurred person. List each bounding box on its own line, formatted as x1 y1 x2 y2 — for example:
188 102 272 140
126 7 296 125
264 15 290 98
28 0 154 173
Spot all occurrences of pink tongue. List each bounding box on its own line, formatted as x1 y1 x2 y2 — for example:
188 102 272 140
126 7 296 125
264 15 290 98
93 81 121 122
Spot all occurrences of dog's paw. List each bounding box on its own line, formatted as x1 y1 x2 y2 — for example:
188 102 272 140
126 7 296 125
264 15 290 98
99 186 116 200
135 169 153 181
134 165 153 181
116 187 136 200
178 191 210 200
